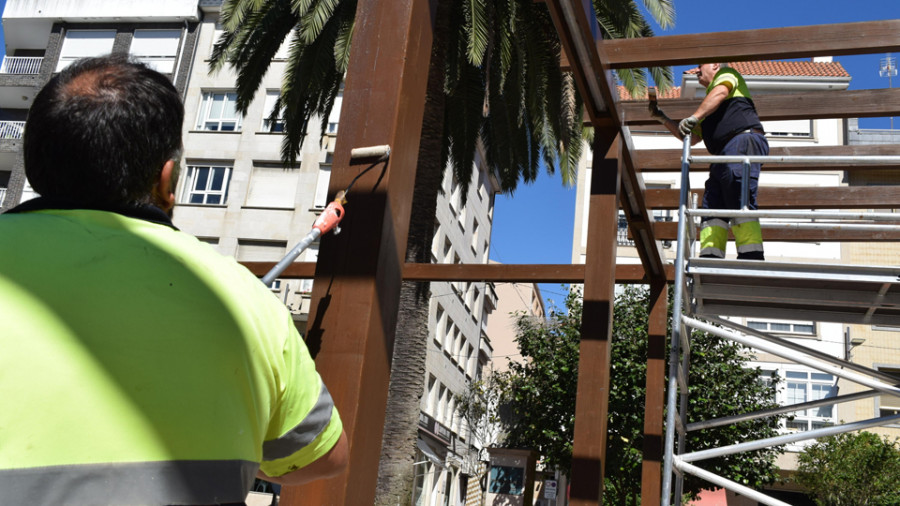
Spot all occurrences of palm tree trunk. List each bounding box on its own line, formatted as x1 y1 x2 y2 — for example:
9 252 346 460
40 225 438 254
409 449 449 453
373 1 452 504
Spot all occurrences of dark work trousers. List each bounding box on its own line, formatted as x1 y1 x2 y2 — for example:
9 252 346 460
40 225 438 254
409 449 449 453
700 132 769 259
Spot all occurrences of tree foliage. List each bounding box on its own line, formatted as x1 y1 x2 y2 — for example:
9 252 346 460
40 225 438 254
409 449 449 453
796 431 900 506
210 0 674 194
498 286 784 504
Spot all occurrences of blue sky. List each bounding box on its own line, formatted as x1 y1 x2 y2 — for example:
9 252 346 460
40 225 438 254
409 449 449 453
490 0 898 311
0 0 895 310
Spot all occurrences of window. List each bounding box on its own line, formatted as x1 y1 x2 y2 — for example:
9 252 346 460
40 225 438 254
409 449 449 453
245 164 297 208
785 371 837 431
617 211 633 246
437 384 447 422
236 239 287 262
0 171 9 207
129 29 181 73
196 91 242 131
761 119 812 138
426 375 438 413
313 154 332 208
325 87 343 134
181 165 231 205
56 30 116 72
260 91 285 133
434 305 446 345
875 366 900 420
747 319 815 336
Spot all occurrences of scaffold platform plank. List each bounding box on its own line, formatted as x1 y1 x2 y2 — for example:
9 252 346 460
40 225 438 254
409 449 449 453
688 258 900 325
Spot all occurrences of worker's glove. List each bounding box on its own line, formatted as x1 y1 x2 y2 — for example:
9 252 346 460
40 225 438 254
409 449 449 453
648 102 669 123
678 115 699 136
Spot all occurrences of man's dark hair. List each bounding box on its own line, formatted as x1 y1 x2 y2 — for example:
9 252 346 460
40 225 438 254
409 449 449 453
24 54 184 207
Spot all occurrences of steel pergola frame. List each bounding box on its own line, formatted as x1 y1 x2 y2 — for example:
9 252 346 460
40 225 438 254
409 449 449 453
244 1 900 503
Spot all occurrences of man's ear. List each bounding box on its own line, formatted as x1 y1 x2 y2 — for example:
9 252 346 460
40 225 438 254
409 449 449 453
153 159 177 212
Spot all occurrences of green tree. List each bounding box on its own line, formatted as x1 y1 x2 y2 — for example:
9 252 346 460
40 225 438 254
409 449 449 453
211 1 674 503
502 286 784 504
796 431 900 506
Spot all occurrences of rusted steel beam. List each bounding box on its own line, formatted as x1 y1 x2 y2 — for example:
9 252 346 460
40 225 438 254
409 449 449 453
645 186 900 210
242 261 316 279
547 0 666 285
620 131 667 280
544 0 619 125
601 19 900 69
641 281 668 504
401 262 675 283
281 0 436 504
635 143 900 172
623 88 900 125
242 261 676 284
648 222 900 242
570 132 621 505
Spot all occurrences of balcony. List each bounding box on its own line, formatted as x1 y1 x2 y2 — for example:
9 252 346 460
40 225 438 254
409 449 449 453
0 121 25 140
0 57 43 75
0 188 6 207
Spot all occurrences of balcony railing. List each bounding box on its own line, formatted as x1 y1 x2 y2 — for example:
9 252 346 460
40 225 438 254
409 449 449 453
0 121 25 140
0 188 6 207
0 56 43 75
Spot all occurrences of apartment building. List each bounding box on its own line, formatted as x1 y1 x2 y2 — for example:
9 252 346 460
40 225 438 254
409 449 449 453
416 161 503 506
0 0 200 211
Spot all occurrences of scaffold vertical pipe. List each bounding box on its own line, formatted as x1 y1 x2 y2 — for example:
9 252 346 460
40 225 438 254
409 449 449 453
740 158 750 211
662 135 694 505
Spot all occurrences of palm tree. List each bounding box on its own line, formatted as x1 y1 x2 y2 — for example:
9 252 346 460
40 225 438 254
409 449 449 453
211 0 674 503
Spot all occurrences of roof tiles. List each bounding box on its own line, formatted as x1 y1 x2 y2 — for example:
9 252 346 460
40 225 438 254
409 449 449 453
619 60 849 100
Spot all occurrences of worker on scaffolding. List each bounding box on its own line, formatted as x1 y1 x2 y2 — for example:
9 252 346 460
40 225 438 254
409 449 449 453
651 63 768 260
0 55 347 504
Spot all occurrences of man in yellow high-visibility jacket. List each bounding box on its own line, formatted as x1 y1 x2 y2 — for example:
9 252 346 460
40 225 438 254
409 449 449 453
0 55 347 505
652 63 767 260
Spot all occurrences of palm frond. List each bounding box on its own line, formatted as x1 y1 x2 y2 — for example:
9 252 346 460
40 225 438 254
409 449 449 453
333 15 354 72
464 0 490 66
279 0 352 165
443 60 484 207
641 0 675 29
299 0 341 44
213 0 297 114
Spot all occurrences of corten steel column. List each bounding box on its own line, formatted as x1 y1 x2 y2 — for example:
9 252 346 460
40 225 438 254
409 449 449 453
280 0 437 504
569 128 620 505
641 280 668 504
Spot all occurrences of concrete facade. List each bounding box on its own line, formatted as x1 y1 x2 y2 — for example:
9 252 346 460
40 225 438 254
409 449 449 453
0 0 200 211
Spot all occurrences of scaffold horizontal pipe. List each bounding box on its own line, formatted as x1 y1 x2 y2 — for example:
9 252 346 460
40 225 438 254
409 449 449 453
680 413 900 463
690 155 900 165
704 315 900 384
674 459 792 506
686 389 881 432
762 223 900 233
683 316 900 398
686 209 900 221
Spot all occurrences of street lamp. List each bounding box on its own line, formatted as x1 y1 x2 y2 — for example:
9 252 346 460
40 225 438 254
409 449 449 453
879 53 897 129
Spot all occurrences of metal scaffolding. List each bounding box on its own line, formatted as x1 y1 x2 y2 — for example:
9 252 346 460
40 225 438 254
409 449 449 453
662 136 900 506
